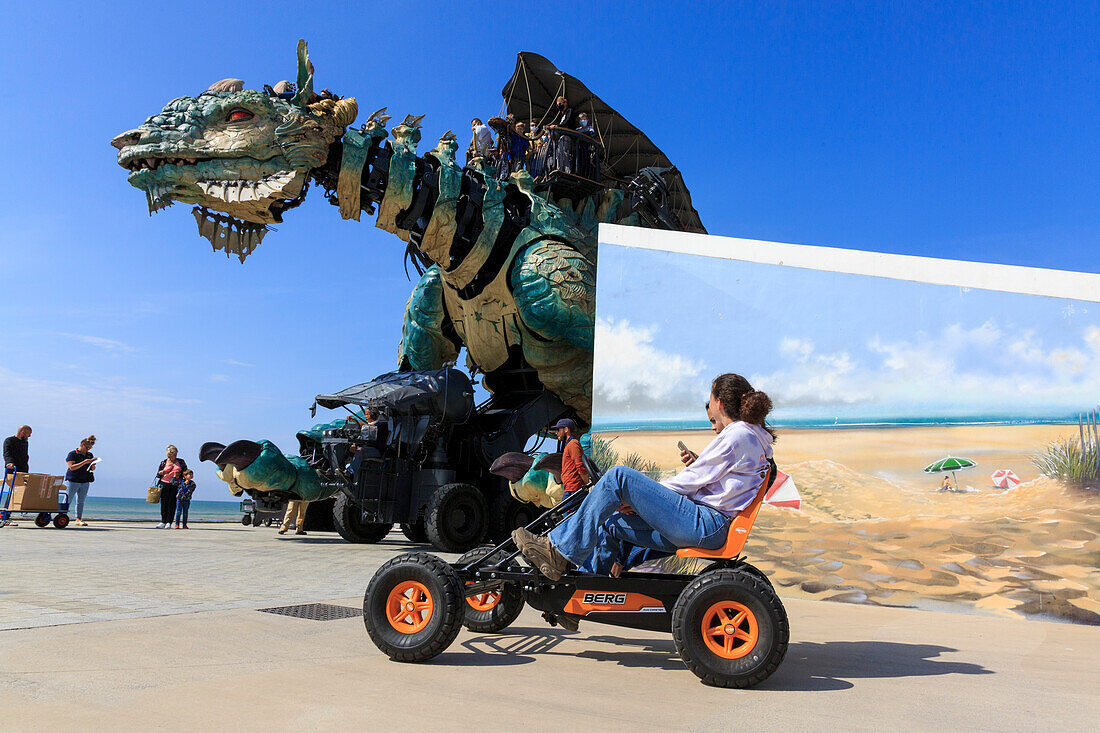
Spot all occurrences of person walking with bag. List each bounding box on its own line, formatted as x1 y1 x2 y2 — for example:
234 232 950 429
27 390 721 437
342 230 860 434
65 435 97 526
155 445 187 529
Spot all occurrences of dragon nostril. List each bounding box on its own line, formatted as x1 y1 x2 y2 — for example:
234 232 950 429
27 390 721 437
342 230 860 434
111 129 143 151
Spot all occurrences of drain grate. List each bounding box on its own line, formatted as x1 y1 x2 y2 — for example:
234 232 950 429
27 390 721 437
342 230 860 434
257 603 363 621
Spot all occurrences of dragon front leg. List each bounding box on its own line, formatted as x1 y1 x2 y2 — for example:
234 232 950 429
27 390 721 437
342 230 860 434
511 238 596 424
399 265 461 371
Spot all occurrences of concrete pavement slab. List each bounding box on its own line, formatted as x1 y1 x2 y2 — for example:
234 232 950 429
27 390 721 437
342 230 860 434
1 522 1096 730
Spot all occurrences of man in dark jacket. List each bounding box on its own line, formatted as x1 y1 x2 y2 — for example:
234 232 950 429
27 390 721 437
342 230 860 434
3 425 31 474
3 425 31 525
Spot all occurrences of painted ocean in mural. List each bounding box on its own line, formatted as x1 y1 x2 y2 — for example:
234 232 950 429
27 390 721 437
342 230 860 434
592 242 1100 624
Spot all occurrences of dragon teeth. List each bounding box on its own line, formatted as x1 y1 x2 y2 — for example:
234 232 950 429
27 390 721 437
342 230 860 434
191 206 267 262
195 175 301 202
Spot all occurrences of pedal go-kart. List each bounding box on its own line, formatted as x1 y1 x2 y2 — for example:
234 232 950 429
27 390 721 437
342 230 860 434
363 473 788 688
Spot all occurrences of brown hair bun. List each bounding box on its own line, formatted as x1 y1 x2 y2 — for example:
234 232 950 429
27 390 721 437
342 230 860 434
739 391 773 427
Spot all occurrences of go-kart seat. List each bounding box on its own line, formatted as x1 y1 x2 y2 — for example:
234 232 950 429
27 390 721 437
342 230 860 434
676 468 771 560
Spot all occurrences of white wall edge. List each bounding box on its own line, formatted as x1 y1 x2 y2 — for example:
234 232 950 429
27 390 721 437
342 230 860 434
598 224 1100 303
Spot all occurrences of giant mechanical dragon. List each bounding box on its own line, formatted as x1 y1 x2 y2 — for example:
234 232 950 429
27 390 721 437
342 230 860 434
111 41 701 503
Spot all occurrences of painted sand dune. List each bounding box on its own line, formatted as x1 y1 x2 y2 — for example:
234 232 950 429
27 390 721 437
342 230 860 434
599 425 1100 624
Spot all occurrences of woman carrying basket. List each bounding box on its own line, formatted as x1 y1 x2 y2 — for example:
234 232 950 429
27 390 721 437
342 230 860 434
155 445 187 529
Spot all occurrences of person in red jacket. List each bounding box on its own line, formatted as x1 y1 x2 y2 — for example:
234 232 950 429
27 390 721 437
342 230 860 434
551 419 589 498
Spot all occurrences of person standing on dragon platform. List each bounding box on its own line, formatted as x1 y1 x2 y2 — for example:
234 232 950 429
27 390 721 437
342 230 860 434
469 117 495 162
549 96 577 174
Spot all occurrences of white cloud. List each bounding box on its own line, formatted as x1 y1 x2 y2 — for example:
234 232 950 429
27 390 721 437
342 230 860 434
752 340 870 408
227 359 254 368
210 374 229 382
592 318 707 415
751 320 1100 414
779 338 814 362
56 333 136 354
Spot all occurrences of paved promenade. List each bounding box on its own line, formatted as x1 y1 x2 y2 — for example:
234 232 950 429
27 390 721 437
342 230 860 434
2 522 1098 730
0 521 440 630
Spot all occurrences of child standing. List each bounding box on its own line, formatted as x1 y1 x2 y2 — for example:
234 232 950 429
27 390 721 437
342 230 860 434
174 470 196 529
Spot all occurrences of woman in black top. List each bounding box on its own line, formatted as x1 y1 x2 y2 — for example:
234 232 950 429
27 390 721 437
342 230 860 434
65 435 97 526
156 445 187 529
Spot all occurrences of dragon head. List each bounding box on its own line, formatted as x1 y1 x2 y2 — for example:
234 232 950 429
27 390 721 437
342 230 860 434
111 40 356 260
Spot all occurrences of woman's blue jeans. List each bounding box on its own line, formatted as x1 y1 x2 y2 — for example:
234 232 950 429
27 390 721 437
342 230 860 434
547 466 730 575
66 481 90 519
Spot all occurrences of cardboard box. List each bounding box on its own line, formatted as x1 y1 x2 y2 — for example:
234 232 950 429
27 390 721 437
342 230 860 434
5 473 64 512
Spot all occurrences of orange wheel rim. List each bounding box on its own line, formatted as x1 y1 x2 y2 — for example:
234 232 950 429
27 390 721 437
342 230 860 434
465 582 502 612
701 600 759 659
386 580 434 634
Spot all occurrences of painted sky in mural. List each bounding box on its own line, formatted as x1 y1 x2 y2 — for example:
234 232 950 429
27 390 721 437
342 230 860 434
593 244 1100 426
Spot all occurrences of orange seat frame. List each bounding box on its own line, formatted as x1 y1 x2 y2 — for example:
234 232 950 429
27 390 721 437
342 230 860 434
676 469 771 560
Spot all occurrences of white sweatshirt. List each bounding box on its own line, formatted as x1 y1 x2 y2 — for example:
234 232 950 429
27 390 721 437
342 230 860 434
661 421 773 516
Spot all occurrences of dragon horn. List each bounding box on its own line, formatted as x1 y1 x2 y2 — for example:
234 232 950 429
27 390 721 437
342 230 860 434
291 39 314 108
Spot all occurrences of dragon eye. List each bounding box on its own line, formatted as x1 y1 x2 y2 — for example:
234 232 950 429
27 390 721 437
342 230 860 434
227 109 254 122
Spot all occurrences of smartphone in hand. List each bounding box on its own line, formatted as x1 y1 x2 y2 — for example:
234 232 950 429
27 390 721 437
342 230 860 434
677 440 697 466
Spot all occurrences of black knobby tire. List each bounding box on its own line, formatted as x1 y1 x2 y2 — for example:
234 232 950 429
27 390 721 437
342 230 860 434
35 513 51 528
333 492 392 543
401 521 428 543
456 547 525 633
364 552 464 662
672 568 789 688
53 513 70 529
736 562 775 592
487 491 539 543
241 514 252 526
424 483 487 553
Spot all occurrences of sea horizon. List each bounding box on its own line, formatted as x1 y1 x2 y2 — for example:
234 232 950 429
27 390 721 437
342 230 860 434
62 496 244 522
591 414 1080 433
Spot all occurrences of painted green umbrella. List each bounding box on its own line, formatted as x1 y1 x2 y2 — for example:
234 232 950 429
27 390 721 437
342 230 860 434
923 456 978 489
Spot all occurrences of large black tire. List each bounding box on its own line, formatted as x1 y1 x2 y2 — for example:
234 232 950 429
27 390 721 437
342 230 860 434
364 552 464 662
424 483 487 553
333 493 392 543
487 491 539 543
53 513 70 529
241 514 253 526
401 521 428 543
737 562 775 592
456 547 525 633
672 568 788 688
35 513 51 528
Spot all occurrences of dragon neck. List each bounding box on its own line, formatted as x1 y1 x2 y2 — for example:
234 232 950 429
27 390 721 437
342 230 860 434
319 126 516 285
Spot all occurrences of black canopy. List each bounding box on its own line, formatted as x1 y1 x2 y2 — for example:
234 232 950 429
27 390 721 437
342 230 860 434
314 369 475 421
502 52 706 234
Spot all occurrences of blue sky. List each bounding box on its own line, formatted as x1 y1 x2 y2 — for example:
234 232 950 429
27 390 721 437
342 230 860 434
593 244 1100 423
2 2 1099 498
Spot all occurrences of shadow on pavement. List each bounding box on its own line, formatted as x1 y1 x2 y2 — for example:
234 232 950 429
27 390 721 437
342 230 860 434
275 536 350 544
441 631 994 688
431 627 578 666
758 641 995 692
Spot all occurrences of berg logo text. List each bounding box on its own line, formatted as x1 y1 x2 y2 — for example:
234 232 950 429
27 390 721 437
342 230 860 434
582 592 628 604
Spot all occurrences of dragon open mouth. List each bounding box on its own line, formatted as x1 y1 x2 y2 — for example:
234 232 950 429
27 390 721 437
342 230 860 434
118 150 308 259
121 155 199 171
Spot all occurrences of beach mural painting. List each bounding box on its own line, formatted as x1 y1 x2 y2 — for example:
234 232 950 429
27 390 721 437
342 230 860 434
592 226 1100 624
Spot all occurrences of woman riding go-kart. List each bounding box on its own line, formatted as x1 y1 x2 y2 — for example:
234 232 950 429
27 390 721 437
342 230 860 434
363 374 789 688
